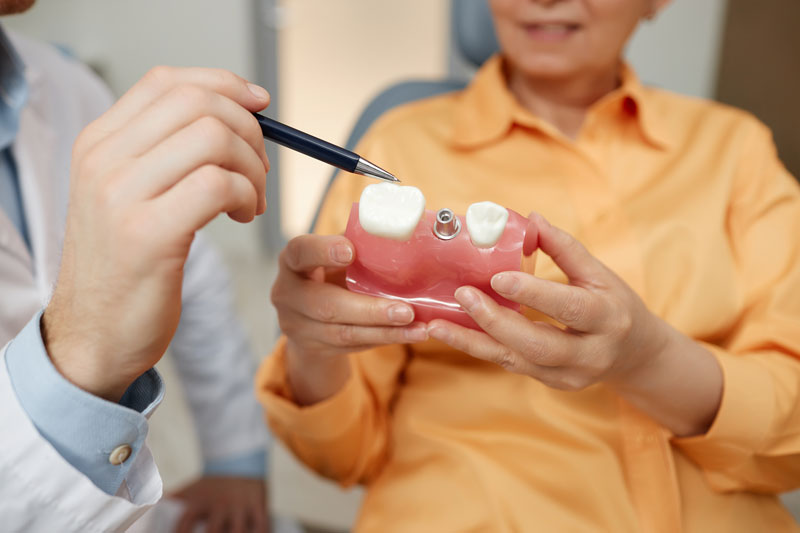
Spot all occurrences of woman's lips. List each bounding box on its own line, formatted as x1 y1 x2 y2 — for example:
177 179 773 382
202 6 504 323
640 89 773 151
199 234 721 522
523 22 581 42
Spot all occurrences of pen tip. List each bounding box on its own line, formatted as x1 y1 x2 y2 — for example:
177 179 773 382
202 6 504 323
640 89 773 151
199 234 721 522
355 157 401 183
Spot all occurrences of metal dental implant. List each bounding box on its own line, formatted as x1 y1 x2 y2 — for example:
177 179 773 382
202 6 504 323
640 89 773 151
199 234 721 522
433 208 461 240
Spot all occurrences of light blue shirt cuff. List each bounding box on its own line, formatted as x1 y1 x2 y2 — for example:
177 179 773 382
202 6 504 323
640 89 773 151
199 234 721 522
204 448 268 479
5 311 164 495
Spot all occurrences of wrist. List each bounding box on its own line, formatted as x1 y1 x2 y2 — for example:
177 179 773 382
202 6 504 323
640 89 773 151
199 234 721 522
285 340 351 406
606 314 673 393
605 317 723 436
42 303 132 402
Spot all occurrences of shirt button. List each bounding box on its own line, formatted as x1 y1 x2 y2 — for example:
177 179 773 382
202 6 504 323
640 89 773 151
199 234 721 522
109 444 132 465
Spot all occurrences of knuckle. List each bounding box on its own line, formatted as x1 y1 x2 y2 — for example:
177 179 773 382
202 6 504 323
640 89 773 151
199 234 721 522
494 348 518 371
144 65 174 86
196 165 231 199
283 238 304 270
578 347 613 378
608 302 634 338
518 335 546 363
334 324 356 346
477 308 499 331
315 298 339 323
560 292 588 325
245 112 261 134
194 115 231 149
205 68 242 93
77 146 104 181
73 124 97 158
269 282 284 308
171 84 212 109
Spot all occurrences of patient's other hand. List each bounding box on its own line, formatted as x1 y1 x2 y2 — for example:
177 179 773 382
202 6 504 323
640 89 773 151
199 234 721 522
173 476 269 533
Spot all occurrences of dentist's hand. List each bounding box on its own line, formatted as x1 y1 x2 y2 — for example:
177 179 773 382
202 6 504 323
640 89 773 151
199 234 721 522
428 212 722 437
271 234 428 404
43 66 270 402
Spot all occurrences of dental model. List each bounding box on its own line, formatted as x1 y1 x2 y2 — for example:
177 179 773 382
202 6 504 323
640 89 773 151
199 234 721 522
344 184 533 329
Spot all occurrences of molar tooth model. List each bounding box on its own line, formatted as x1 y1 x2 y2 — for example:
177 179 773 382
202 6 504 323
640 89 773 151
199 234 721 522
344 183 533 329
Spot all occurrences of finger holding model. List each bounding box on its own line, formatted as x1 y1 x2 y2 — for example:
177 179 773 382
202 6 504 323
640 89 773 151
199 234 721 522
43 66 271 402
271 232 430 406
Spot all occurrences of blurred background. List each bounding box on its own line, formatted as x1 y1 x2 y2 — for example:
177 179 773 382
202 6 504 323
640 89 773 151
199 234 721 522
4 0 797 531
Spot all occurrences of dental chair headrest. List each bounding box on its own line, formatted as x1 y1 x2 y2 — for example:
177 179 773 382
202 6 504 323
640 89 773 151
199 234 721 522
452 0 500 68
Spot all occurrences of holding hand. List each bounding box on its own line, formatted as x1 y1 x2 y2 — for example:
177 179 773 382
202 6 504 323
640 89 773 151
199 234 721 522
43 67 271 402
271 234 428 404
428 213 723 437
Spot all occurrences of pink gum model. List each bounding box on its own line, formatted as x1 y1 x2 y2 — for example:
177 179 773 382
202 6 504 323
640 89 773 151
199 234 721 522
344 203 537 329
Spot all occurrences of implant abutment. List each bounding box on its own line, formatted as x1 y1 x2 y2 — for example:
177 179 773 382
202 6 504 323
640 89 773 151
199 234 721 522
433 208 461 240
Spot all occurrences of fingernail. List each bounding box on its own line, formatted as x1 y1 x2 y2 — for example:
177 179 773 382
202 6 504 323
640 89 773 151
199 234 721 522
405 324 429 342
491 273 519 294
331 243 353 264
455 287 479 312
247 83 269 101
388 304 413 324
427 326 451 343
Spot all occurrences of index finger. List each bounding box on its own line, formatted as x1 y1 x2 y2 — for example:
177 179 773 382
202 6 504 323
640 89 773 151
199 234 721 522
528 212 608 285
280 234 354 273
491 272 604 332
84 66 270 147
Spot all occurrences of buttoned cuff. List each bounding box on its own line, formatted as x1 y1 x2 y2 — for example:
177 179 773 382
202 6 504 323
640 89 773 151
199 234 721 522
5 311 164 495
671 343 774 487
204 448 268 479
255 337 367 442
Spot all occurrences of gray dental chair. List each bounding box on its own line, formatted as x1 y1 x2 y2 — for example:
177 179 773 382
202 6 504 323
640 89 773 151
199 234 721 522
309 0 500 231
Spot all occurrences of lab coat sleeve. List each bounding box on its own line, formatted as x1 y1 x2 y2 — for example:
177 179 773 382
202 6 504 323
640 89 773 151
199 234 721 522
168 233 270 471
0 322 163 532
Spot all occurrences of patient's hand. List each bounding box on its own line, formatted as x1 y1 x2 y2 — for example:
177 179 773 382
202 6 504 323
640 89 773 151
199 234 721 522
173 476 268 533
271 234 428 404
428 212 723 437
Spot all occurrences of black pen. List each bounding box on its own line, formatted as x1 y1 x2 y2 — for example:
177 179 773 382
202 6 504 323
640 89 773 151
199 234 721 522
253 113 399 183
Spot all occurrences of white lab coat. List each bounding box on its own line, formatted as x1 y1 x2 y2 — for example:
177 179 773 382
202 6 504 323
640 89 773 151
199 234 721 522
0 33 268 532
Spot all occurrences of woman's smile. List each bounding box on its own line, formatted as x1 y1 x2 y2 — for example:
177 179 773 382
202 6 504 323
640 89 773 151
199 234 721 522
522 21 582 42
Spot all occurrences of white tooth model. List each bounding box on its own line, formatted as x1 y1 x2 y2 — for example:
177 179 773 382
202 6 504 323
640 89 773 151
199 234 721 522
466 201 509 248
359 183 426 241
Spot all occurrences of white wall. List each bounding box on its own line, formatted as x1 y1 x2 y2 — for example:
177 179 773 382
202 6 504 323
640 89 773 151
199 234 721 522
3 0 256 96
276 0 449 237
626 0 729 98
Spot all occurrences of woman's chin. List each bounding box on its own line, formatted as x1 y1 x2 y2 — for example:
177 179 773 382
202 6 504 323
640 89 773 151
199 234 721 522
512 58 581 80
506 54 585 81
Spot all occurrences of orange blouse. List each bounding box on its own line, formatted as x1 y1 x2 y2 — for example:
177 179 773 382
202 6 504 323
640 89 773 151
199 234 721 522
257 57 800 532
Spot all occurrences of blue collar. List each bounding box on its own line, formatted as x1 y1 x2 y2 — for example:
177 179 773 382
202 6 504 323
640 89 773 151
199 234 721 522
0 26 28 150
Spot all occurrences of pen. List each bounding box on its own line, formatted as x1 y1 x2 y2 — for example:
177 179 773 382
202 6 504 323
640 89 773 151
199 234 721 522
253 113 400 183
